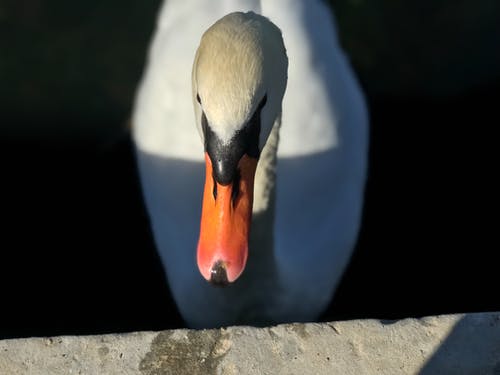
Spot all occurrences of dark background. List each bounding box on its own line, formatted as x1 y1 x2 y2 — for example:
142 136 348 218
1 0 499 339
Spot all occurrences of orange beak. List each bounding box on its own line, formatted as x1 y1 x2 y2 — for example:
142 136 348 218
197 153 258 284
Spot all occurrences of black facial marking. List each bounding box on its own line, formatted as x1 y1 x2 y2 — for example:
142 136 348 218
202 95 267 185
196 93 201 104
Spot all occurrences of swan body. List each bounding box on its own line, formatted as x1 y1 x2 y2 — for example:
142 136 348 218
133 1 368 328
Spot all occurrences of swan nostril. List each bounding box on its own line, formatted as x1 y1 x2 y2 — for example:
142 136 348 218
209 260 229 287
212 173 217 200
231 169 241 205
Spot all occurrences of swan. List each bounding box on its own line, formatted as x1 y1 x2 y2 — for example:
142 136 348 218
132 1 368 328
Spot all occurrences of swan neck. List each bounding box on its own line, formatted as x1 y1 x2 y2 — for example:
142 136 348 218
247 116 280 265
253 117 280 216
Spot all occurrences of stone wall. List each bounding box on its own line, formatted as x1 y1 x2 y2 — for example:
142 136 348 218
1 312 499 374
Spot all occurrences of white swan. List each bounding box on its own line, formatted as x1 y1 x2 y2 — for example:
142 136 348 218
132 1 368 328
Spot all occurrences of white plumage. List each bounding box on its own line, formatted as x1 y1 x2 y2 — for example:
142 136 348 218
132 0 368 328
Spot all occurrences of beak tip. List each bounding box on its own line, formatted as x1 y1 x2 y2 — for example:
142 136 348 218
209 260 230 287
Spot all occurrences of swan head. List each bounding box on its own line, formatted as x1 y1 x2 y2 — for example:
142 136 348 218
192 12 288 285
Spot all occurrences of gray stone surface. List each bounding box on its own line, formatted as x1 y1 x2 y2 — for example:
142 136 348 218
1 312 499 375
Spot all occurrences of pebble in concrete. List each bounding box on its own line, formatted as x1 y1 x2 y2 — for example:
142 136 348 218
1 312 499 374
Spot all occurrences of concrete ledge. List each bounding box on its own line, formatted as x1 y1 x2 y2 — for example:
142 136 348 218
1 312 499 374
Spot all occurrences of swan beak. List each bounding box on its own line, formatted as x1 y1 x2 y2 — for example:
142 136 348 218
197 153 257 285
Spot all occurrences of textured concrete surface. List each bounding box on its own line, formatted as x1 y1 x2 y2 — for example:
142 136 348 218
1 312 499 375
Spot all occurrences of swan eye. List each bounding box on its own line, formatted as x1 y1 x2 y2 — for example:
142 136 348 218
260 94 267 108
196 93 202 105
